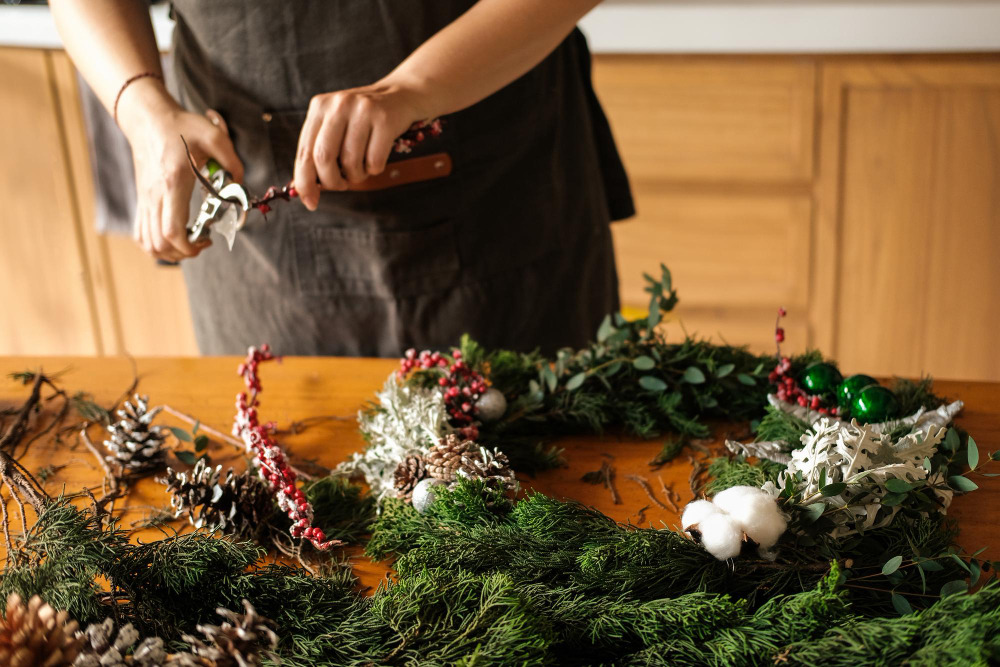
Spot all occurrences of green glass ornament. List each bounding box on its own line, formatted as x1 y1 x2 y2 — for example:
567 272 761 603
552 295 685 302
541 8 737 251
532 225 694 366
838 374 878 408
851 385 900 423
800 363 843 396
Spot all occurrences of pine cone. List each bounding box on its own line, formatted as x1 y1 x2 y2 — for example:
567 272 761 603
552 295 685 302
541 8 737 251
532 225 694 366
0 593 83 667
73 618 166 667
162 459 274 541
393 454 427 501
176 600 278 667
103 394 167 475
424 434 475 483
457 446 518 495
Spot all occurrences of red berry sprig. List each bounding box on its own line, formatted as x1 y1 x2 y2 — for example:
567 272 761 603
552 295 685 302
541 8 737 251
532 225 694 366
398 347 486 440
248 118 443 217
767 309 838 416
234 345 339 550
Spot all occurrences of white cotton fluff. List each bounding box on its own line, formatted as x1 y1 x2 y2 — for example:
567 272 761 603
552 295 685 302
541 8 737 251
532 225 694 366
696 512 744 561
681 499 721 531
711 486 788 550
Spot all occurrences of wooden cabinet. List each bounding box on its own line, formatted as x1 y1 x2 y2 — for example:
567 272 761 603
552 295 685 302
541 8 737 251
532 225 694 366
2 48 999 380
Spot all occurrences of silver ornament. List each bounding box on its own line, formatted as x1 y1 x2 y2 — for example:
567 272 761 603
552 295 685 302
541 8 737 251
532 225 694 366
475 388 507 422
411 477 445 514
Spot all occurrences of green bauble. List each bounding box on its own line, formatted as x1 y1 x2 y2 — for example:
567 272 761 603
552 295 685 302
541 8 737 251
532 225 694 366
851 385 900 423
838 374 878 408
800 363 843 396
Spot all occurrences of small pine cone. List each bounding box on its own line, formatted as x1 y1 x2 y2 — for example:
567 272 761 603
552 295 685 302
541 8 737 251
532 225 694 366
73 618 166 667
103 394 167 475
424 434 475 483
457 446 518 495
161 459 273 541
0 593 83 667
393 454 427 501
177 600 278 667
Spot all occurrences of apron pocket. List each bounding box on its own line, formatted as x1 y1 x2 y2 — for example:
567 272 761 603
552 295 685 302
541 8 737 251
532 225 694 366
292 219 460 298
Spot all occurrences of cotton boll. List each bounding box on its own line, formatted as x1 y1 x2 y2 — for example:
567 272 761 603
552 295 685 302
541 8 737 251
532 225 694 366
697 512 744 561
712 485 787 550
681 499 721 531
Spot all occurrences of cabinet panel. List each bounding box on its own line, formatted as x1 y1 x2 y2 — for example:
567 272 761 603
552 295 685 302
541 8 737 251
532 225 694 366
612 191 812 309
817 59 1000 381
592 57 816 184
0 48 99 355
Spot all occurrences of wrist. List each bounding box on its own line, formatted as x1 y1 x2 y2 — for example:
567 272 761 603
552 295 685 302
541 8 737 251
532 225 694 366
116 77 180 142
379 68 440 121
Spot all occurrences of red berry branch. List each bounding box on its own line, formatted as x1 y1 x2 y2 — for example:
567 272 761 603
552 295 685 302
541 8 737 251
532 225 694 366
767 308 838 416
249 118 444 215
398 348 487 440
233 345 338 550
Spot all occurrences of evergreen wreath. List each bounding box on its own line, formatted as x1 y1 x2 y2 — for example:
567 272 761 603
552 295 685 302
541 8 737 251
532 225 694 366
0 265 997 665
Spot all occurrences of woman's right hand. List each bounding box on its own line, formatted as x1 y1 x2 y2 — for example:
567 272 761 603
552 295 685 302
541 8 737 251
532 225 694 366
118 81 244 262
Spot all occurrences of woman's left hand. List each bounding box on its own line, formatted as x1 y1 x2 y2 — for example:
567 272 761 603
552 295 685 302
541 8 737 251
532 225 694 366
293 79 430 210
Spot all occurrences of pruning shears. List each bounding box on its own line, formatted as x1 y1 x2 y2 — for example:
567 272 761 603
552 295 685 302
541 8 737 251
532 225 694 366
184 144 251 251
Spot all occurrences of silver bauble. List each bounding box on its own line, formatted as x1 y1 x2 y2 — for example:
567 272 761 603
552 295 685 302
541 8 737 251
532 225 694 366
411 477 445 514
475 388 507 422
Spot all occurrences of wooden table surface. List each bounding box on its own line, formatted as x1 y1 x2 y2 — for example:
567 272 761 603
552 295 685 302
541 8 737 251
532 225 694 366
1 356 998 592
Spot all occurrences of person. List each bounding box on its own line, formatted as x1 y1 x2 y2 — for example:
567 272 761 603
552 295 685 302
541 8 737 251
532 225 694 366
51 0 634 356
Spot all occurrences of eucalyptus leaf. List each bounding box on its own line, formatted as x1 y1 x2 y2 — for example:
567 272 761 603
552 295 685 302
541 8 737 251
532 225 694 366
944 428 959 452
881 555 903 575
604 361 623 377
541 367 557 393
968 435 979 469
947 553 972 573
683 366 706 384
803 503 825 523
638 376 668 392
885 478 913 494
948 476 979 493
566 373 586 391
633 356 656 371
169 426 192 443
715 363 735 378
940 580 968 597
175 450 197 465
737 373 756 386
194 434 210 452
881 492 906 507
820 482 846 497
891 593 913 616
597 315 613 343
917 559 944 572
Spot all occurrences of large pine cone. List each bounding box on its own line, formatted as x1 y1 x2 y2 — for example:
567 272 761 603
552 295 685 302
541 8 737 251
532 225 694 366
73 618 166 667
103 394 167 475
458 446 518 495
162 459 274 541
176 600 278 667
393 454 427 501
424 434 475 483
0 593 83 667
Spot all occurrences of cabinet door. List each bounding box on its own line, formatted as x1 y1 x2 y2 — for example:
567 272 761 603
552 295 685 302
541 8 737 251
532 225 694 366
0 48 101 355
814 59 1000 380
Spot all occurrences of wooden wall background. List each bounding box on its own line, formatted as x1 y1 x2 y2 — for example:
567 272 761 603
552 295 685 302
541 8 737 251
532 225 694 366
1 49 998 380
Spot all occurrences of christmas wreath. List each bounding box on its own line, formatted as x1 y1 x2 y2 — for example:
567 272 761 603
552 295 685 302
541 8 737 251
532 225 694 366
0 266 997 666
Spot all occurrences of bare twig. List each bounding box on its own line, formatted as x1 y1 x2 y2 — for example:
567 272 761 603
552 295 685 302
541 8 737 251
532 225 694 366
80 427 119 493
634 505 649 525
657 475 680 513
0 373 45 454
688 455 706 497
275 414 353 435
625 474 670 511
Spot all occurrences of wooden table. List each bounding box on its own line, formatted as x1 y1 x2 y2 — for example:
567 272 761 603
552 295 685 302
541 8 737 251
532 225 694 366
2 357 998 591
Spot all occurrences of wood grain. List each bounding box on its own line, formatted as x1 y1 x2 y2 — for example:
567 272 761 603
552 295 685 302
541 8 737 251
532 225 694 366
592 56 816 185
0 356 996 593
814 58 1000 381
0 49 100 355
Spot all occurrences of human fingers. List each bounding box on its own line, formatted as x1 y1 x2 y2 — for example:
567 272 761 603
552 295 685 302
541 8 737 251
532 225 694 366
294 96 327 210
313 109 350 191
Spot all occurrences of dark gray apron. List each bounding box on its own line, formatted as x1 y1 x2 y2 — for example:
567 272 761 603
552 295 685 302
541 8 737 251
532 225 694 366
169 1 633 357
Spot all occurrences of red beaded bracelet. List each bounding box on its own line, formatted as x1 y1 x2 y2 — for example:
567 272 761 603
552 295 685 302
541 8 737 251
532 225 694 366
112 71 163 126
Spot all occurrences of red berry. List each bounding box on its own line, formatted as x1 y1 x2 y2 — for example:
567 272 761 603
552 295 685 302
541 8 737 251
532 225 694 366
778 307 787 317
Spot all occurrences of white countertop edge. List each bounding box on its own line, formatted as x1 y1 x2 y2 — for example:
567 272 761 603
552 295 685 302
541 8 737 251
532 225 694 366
2 3 999 54
578 2 1000 54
